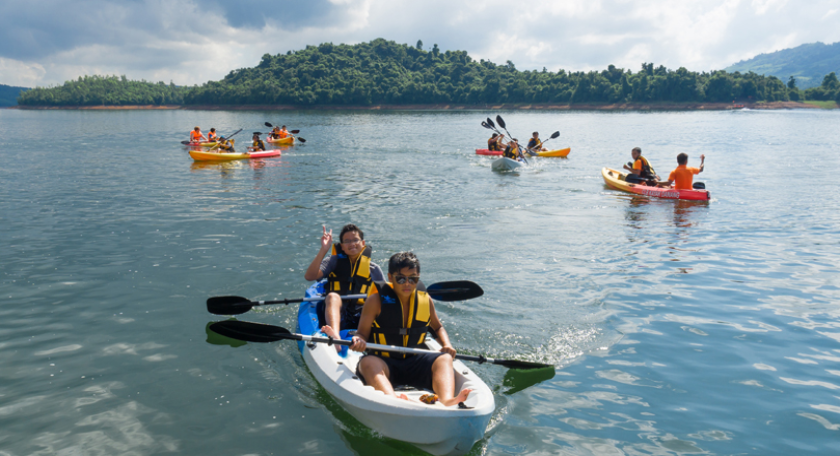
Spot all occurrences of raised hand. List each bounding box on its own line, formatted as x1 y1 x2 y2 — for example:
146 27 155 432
320 225 333 251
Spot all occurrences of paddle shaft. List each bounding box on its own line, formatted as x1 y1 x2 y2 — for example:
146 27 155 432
247 294 366 306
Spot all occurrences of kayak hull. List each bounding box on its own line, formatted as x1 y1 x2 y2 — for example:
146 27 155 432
601 167 710 201
267 136 294 145
536 147 571 157
492 157 524 172
185 141 218 147
297 282 495 456
475 149 502 156
189 150 281 161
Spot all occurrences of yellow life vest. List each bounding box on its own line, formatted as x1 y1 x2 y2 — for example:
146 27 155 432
369 282 431 358
327 243 374 308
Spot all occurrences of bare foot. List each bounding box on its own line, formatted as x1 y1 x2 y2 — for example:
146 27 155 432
320 325 342 353
441 388 473 407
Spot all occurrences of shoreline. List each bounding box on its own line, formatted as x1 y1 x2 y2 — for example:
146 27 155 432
9 101 834 111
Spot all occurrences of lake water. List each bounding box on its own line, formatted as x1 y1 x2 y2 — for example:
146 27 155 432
1 107 839 455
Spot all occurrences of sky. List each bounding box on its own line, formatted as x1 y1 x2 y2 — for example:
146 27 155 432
1 0 839 88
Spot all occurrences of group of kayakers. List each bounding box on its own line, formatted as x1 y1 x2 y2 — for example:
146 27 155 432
304 224 471 407
488 131 548 161
623 146 706 190
187 125 295 154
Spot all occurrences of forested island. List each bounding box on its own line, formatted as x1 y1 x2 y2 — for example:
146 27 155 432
15 39 840 109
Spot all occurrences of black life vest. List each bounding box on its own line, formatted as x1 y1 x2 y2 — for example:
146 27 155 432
369 281 431 359
527 138 541 149
636 156 656 178
503 144 519 160
327 243 374 311
252 139 266 151
488 137 500 151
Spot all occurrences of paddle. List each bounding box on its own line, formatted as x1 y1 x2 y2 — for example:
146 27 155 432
264 122 306 143
481 121 509 151
495 115 530 165
210 321 552 370
207 280 484 315
207 128 243 152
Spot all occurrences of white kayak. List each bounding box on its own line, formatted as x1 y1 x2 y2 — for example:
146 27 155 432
491 157 524 172
297 282 495 456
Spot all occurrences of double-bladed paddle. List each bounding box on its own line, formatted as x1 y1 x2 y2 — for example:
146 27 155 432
495 115 530 164
525 131 561 156
209 320 552 370
264 122 306 143
207 280 484 315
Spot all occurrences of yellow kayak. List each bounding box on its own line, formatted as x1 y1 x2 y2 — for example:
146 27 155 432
189 150 281 161
266 136 294 145
536 147 570 158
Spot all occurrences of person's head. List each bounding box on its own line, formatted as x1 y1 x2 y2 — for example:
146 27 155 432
532 132 539 138
281 125 287 129
677 153 688 165
253 133 260 139
210 128 216 132
194 126 200 131
338 224 365 256
631 147 642 159
388 252 420 295
491 133 498 138
219 136 226 141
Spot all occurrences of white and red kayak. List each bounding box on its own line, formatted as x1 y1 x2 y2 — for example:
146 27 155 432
189 149 282 161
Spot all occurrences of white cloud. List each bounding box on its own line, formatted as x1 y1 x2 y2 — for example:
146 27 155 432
1 0 839 88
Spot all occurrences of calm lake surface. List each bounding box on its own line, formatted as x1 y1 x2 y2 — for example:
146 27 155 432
1 107 839 455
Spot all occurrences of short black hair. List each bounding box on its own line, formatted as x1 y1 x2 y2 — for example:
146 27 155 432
677 153 688 165
389 251 420 274
491 133 498 138
632 147 642 154
339 224 364 243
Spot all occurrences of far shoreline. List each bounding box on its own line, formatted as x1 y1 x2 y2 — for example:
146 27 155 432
8 101 836 111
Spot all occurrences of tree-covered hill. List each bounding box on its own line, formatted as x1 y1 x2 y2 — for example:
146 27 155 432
16 38 840 107
0 84 29 106
724 41 840 90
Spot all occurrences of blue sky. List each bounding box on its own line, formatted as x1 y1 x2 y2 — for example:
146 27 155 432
1 0 839 87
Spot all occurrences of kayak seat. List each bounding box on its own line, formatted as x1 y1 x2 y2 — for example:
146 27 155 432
692 182 705 189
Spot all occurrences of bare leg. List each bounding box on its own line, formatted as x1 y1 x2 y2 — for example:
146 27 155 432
322 293 343 352
358 356 408 400
431 354 472 406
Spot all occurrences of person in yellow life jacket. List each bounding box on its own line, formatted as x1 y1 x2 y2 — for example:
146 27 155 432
527 132 545 152
216 136 235 152
503 139 522 161
334 252 472 407
189 127 206 143
666 153 705 190
487 133 505 151
249 133 266 152
623 147 660 185
207 128 218 141
305 224 386 344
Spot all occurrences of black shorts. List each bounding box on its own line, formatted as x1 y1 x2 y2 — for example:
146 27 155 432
357 352 444 392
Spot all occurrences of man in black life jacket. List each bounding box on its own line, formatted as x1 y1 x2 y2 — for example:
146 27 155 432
304 224 385 345
623 146 660 185
334 252 472 407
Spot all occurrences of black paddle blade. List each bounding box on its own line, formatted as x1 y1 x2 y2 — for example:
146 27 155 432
264 122 273 128
180 140 191 145
297 137 306 143
209 321 297 343
486 117 495 128
495 358 554 370
481 121 493 130
502 365 555 394
496 115 506 129
207 296 254 315
252 131 262 135
290 130 300 134
550 131 560 139
426 281 483 302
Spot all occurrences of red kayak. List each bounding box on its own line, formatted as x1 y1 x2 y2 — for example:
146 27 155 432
475 149 503 156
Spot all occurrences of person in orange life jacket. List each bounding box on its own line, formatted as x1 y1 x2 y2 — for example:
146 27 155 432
487 133 505 151
333 252 472 407
207 128 218 141
666 153 705 189
189 126 206 143
249 133 266 152
277 126 290 138
304 224 385 345
527 132 545 151
623 147 660 184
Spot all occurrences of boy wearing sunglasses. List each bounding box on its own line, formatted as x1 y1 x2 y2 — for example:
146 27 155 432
304 224 385 344
336 252 472 406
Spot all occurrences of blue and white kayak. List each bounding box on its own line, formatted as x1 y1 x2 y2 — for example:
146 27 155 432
296 281 495 456
491 157 524 172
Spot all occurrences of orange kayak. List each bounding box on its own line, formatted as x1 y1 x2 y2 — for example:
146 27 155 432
602 167 710 201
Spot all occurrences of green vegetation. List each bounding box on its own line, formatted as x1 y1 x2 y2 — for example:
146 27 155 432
18 75 187 106
725 41 840 89
0 84 29 106
16 39 840 107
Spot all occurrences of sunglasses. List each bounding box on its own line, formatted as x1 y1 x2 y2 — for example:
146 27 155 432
394 274 420 285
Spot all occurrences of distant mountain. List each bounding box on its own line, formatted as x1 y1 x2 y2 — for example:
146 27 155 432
0 84 30 106
724 41 840 89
